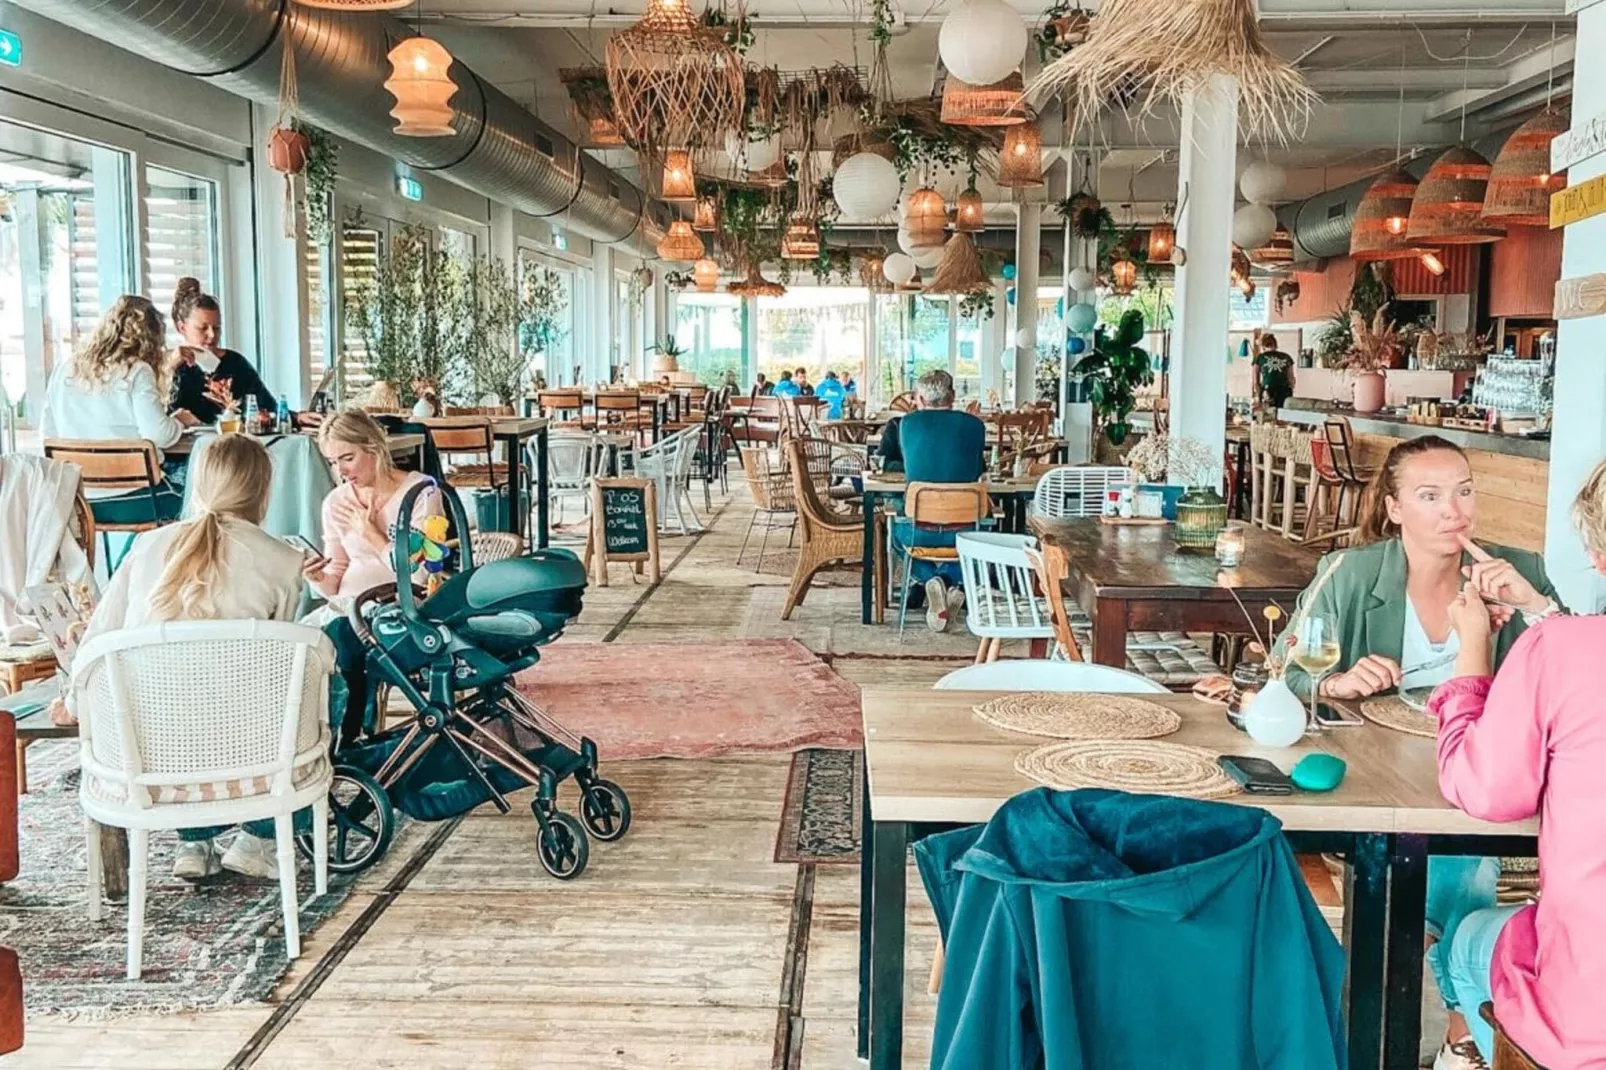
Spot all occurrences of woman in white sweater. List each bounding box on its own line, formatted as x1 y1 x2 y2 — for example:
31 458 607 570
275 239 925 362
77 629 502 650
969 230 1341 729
77 434 310 882
40 295 198 527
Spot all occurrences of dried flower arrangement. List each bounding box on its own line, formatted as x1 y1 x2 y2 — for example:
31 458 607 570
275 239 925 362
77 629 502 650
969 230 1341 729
1343 306 1402 374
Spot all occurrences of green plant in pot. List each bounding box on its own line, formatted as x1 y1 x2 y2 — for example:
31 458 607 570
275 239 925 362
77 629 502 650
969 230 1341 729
1072 307 1152 445
647 333 687 377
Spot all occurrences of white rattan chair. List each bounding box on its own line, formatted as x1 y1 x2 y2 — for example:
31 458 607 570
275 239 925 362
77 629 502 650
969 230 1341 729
934 660 1167 693
72 620 335 979
631 428 703 535
1031 466 1136 518
541 433 599 527
956 532 1053 662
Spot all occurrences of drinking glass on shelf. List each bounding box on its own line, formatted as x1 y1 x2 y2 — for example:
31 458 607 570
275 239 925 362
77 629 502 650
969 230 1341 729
1290 612 1341 732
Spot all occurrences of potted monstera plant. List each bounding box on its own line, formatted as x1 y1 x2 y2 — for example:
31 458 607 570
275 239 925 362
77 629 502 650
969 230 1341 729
1072 307 1153 445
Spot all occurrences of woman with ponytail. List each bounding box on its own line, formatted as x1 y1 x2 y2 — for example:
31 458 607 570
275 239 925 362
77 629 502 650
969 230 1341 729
78 434 309 881
1277 434 1563 1070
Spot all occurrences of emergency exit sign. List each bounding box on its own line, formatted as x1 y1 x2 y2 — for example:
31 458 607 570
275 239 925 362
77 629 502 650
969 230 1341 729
0 29 22 67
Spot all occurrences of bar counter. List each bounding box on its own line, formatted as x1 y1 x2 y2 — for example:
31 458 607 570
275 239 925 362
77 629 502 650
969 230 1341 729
1277 403 1550 461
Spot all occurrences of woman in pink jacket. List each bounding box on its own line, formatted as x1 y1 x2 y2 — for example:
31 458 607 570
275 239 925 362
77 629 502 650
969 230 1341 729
1432 459 1606 1069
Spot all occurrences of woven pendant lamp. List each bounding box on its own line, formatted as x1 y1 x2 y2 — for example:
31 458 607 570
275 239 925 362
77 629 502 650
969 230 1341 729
385 37 458 137
926 233 990 295
1109 250 1137 295
587 116 625 146
605 0 746 151
692 195 719 232
1408 147 1505 244
998 122 1044 187
941 71 1028 127
293 0 410 7
904 188 949 247
1351 170 1431 261
662 150 696 200
1252 227 1294 266
727 263 786 297
781 218 821 260
693 258 720 292
955 187 986 232
1482 108 1569 227
861 255 893 292
656 220 705 262
1146 221 1175 264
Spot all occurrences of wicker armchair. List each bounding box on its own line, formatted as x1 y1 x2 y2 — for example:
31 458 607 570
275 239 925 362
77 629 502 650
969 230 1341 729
782 439 864 621
790 436 863 519
737 447 797 571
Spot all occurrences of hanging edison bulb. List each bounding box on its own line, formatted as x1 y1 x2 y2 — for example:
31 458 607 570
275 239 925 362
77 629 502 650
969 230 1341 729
955 187 985 233
662 150 696 200
1146 221 1175 264
692 194 719 232
997 122 1044 187
385 37 458 138
693 258 721 292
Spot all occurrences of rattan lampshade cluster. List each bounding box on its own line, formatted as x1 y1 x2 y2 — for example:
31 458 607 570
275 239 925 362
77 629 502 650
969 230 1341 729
604 0 745 151
904 188 949 247
1351 170 1429 261
1252 227 1294 266
1146 221 1175 264
781 218 821 260
940 71 1028 126
1408 147 1505 244
727 263 786 297
693 258 720 292
1482 108 1569 227
692 195 719 232
656 220 705 262
998 122 1044 187
661 150 696 200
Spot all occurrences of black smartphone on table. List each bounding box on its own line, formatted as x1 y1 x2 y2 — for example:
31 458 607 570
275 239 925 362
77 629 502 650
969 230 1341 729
1313 702 1365 728
1218 755 1296 795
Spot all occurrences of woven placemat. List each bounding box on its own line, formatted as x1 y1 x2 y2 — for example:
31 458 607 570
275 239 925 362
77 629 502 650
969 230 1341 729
1359 695 1437 738
1015 739 1240 799
973 692 1181 740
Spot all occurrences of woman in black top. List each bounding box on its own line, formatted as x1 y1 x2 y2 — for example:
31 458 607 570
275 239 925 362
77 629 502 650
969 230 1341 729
169 277 281 425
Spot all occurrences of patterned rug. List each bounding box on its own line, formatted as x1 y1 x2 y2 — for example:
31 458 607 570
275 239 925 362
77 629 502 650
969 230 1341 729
775 749 861 864
515 639 863 760
0 741 382 1018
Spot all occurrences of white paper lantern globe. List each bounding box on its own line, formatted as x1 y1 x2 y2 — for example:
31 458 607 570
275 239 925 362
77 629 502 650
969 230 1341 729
913 244 944 269
726 130 779 173
1232 203 1278 250
833 152 901 220
883 252 917 285
1066 302 1098 334
1239 161 1288 205
1068 267 1097 292
1014 328 1033 347
939 0 1029 87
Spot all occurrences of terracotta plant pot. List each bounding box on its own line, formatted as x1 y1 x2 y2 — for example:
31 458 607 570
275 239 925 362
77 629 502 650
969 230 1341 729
268 126 310 176
1351 370 1386 414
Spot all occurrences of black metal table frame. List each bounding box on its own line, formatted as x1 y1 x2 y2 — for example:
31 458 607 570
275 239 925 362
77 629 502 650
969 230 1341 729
498 424 549 550
858 488 1036 625
854 763 1537 1070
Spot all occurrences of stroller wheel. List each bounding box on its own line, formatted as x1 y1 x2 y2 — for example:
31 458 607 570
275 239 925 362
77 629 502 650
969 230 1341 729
580 778 632 842
535 810 589 880
297 766 396 875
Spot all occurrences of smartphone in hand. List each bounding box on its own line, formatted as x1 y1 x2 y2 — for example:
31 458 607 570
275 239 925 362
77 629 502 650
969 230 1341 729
281 534 320 558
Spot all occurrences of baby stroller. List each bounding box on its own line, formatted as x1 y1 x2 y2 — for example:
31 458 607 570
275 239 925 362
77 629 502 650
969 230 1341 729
295 479 630 880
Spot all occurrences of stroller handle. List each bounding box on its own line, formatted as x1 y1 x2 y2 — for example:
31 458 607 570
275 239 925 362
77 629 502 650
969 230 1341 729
389 476 475 625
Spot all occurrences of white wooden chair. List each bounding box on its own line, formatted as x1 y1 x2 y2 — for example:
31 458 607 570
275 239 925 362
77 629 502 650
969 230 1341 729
934 660 1168 692
630 428 703 535
1031 466 1135 518
956 532 1053 663
540 434 600 527
72 620 335 979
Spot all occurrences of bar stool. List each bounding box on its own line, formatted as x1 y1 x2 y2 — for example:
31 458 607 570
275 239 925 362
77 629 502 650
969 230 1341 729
1303 436 1367 542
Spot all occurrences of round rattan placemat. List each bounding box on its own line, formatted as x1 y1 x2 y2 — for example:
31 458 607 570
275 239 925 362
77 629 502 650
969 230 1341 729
1359 695 1437 738
1014 739 1240 799
973 692 1182 740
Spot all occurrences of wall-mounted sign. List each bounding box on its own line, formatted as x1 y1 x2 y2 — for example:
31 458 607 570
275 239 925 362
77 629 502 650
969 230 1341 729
395 175 423 202
1550 173 1606 229
552 229 568 252
1555 273 1606 320
1551 111 1606 174
0 29 22 67
1565 0 1603 14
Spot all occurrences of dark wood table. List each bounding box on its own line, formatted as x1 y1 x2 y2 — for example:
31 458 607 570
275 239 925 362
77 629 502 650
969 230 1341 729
1028 517 1321 666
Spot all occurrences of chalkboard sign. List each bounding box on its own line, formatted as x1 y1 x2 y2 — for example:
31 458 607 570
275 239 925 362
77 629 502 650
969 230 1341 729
583 477 660 586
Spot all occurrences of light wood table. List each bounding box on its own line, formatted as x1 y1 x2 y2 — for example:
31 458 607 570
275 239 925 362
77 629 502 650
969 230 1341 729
855 686 1537 1070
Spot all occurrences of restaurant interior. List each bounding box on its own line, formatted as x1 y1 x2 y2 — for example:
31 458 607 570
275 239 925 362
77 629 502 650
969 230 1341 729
1 0 1603 1066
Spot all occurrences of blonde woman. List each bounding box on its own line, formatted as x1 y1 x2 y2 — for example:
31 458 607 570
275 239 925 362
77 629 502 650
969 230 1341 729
76 435 307 881
41 295 199 525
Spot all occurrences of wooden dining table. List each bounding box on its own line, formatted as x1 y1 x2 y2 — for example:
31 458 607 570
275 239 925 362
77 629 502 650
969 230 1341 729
1029 516 1322 664
855 686 1538 1070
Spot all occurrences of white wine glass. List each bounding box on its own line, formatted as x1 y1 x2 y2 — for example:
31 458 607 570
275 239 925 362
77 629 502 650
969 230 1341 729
1291 612 1341 733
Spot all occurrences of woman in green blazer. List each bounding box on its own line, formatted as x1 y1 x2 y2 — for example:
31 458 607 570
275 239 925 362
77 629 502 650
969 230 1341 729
1277 434 1563 1070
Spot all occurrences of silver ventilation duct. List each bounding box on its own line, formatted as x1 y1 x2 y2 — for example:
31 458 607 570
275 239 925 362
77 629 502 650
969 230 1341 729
14 0 664 255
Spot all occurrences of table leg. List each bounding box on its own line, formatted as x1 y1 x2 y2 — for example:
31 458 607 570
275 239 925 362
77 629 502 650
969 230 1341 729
653 402 663 443
861 490 879 625
1384 834 1428 1070
869 818 908 1070
857 755 874 1060
101 824 129 902
535 426 550 550
501 433 526 543
1090 597 1127 668
1344 833 1389 1070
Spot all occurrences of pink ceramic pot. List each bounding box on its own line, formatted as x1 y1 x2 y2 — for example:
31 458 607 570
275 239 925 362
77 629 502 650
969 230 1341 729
1351 371 1386 414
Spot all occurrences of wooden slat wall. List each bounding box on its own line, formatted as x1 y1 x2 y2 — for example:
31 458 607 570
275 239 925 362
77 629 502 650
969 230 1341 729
1488 226 1563 319
1348 433 1547 552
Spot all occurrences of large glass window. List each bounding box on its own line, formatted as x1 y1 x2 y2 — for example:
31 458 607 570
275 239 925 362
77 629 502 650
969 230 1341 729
955 297 989 403
873 292 949 403
0 118 134 425
517 249 574 388
144 164 218 347
337 219 382 403
674 292 745 386
755 287 868 391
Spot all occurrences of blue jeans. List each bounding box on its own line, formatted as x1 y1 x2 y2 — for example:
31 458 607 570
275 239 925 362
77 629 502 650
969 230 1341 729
890 518 964 587
1426 856 1501 1009
1446 905 1523 1061
178 809 312 843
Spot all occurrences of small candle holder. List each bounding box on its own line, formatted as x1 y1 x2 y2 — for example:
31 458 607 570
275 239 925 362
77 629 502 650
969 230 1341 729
1215 524 1246 567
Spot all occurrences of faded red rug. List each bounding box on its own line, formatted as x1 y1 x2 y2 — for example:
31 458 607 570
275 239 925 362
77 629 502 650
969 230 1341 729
514 639 863 760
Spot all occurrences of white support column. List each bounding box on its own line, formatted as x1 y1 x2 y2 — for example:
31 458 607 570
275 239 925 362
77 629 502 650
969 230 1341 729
1169 74 1238 481
980 278 1007 404
1547 2 1606 612
1013 202 1042 405
1064 148 1100 462
247 104 305 402
591 244 615 385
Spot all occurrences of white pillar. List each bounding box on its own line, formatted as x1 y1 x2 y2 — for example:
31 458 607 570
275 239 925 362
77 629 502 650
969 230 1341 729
591 244 615 385
1013 202 1042 405
980 278 1008 404
1064 148 1100 461
247 104 305 402
1169 74 1238 483
1547 2 1606 612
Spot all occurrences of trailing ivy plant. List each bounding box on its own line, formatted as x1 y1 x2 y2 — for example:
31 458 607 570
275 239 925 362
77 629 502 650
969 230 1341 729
869 0 895 46
293 120 339 247
701 6 755 55
958 291 997 321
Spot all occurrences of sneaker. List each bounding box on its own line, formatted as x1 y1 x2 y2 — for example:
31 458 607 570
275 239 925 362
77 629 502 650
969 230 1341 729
220 833 280 881
1432 1039 1489 1070
925 577 951 632
173 839 221 881
946 586 966 624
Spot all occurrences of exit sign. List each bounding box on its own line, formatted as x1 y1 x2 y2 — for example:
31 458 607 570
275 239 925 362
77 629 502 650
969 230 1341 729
0 29 22 67
395 175 423 201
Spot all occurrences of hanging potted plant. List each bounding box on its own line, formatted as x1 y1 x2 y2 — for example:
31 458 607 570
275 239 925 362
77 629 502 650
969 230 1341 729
268 43 309 237
1071 307 1152 446
1343 305 1400 414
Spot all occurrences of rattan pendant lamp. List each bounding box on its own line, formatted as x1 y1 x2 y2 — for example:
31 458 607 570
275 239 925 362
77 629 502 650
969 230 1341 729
293 0 410 7
1351 170 1431 261
1407 147 1505 244
1481 107 1569 227
998 120 1044 187
941 71 1028 126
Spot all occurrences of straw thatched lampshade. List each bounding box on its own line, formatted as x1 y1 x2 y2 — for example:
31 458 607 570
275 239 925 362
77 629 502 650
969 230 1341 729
1252 227 1294 266
904 187 949 247
1352 170 1431 261
998 122 1044 187
1408 147 1505 244
692 195 719 232
727 263 786 297
384 37 458 137
941 71 1028 127
1482 108 1569 227
1146 221 1175 263
955 187 986 232
1109 254 1137 295
656 220 705 262
662 150 696 200
781 218 821 260
693 258 720 292
926 233 990 295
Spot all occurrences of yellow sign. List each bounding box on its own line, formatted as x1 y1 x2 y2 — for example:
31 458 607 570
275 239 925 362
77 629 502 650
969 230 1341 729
1550 174 1606 229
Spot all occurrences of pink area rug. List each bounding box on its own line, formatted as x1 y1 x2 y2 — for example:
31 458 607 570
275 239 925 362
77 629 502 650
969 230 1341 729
513 639 863 760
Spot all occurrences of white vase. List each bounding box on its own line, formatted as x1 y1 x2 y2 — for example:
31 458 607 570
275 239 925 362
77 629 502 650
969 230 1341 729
1242 678 1307 747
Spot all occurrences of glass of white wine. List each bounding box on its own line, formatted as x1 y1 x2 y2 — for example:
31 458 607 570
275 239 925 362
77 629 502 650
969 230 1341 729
1291 612 1341 733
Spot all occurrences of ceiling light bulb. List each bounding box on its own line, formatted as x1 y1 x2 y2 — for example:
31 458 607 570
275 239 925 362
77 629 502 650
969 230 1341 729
1386 216 1406 235
1420 251 1446 276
